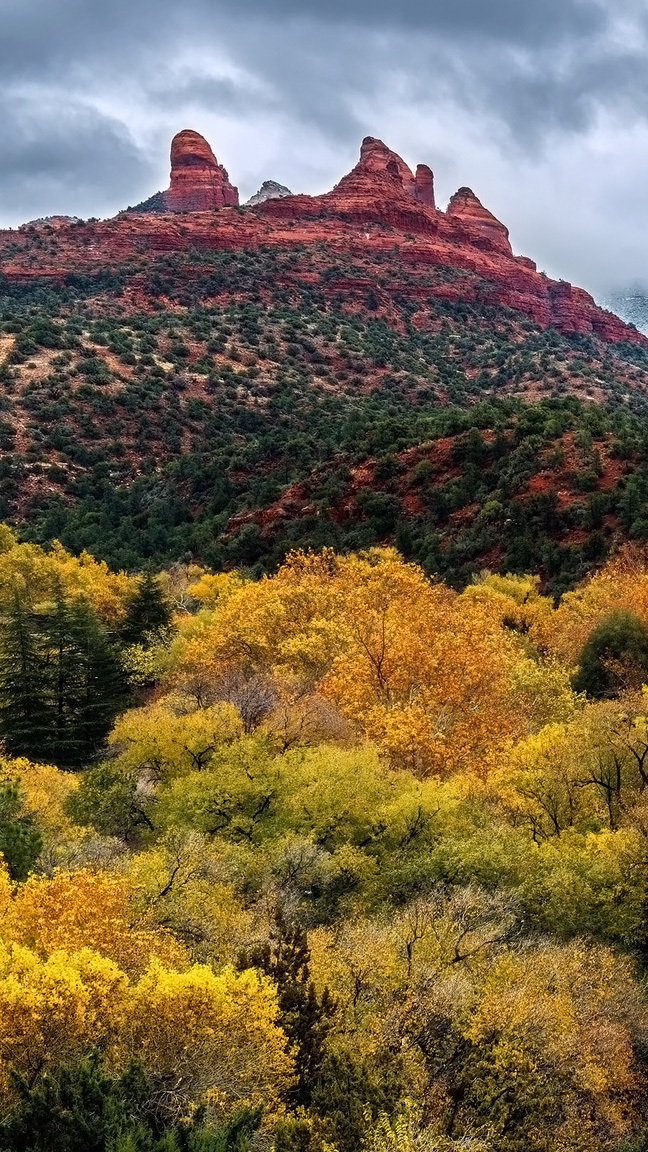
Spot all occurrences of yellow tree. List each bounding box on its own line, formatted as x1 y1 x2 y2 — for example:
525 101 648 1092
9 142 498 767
120 963 294 1121
166 549 534 778
0 866 186 976
0 532 133 625
0 942 294 1123
108 701 243 783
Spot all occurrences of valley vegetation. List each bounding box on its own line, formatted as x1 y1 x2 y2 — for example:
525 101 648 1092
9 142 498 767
0 530 648 1149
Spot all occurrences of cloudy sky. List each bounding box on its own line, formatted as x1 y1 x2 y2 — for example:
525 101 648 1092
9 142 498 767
2 0 648 302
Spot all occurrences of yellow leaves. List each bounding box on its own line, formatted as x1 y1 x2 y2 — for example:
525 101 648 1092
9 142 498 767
508 654 578 731
532 545 648 666
109 701 243 782
0 944 293 1119
321 585 521 777
494 695 648 841
166 548 541 778
0 534 134 624
121 963 293 1117
0 756 81 848
187 570 248 609
461 571 553 637
0 944 127 1094
126 833 254 967
464 942 643 1136
0 867 186 976
0 851 293 1116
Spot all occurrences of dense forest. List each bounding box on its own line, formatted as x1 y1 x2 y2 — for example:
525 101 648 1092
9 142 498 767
1 529 648 1149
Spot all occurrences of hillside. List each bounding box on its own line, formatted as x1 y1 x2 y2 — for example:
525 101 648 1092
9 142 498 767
7 126 648 1152
2 131 648 589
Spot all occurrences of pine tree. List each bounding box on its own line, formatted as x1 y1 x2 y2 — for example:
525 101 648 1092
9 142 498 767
0 588 52 762
0 1052 262 1152
0 1053 150 1152
0 588 126 769
62 597 127 767
238 908 336 1106
0 780 42 881
121 572 173 646
309 1048 407 1152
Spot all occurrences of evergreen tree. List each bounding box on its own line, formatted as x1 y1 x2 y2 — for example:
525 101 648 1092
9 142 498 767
121 572 173 646
0 780 42 881
0 1054 150 1152
60 596 127 767
0 588 126 769
0 588 52 762
0 1053 262 1152
573 609 648 698
238 908 336 1107
309 1047 407 1152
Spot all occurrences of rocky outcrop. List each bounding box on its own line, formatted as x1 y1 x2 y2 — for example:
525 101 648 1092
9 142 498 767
0 130 643 348
446 187 511 255
20 215 83 229
257 136 439 235
335 136 418 197
245 180 292 207
129 130 238 213
414 164 435 208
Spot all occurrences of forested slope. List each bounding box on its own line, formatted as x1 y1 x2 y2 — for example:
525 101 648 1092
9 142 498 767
2 255 648 592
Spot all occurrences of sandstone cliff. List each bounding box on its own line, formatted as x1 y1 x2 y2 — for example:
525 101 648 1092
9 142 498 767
1 130 641 347
129 130 238 213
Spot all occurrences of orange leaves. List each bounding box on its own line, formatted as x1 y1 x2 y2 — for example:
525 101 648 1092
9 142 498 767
534 544 648 666
0 867 186 976
167 548 530 777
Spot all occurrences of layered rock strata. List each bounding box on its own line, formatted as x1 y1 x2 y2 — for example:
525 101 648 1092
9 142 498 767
1 132 642 347
129 130 238 213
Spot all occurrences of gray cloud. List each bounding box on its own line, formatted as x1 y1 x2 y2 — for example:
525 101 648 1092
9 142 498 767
1 0 648 300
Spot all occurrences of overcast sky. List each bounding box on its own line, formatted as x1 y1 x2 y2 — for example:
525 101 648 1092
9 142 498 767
2 0 648 301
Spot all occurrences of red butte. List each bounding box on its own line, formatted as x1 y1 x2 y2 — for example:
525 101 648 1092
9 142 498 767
1 132 643 347
162 130 238 212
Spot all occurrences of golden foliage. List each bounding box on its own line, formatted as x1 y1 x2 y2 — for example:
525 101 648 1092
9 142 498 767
0 866 186 975
0 944 292 1120
166 549 564 776
0 537 133 623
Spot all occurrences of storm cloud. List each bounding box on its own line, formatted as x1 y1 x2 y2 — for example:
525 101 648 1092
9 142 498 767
1 0 648 300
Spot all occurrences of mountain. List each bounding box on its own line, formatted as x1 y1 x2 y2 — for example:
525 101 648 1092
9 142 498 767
244 180 292 207
1 128 648 590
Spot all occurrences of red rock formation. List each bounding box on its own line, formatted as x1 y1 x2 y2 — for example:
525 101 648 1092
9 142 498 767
446 187 511 255
159 130 238 212
414 164 435 208
260 136 439 235
0 131 643 349
335 136 417 197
